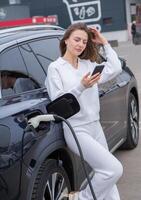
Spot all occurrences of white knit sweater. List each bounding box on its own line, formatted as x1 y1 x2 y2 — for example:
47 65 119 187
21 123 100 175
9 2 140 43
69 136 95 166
45 44 122 127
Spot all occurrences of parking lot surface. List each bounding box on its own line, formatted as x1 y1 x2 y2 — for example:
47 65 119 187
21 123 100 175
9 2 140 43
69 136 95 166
114 41 141 200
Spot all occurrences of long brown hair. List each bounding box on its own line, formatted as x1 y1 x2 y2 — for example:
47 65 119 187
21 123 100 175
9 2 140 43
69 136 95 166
60 22 100 62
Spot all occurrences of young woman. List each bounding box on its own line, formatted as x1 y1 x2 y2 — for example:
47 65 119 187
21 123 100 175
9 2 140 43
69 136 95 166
45 23 123 200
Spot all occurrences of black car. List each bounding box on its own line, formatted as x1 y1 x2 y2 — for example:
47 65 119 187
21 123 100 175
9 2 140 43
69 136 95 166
0 25 139 200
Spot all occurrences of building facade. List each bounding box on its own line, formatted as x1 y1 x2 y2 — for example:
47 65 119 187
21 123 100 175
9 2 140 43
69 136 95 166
1 0 141 41
29 0 128 42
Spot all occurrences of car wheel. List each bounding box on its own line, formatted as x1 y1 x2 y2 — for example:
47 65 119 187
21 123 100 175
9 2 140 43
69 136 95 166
122 93 139 149
31 159 71 200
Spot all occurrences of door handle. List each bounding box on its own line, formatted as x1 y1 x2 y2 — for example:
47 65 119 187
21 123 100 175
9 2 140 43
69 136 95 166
117 81 128 87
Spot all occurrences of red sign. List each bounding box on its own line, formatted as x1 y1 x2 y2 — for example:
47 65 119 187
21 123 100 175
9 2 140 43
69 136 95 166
0 15 58 28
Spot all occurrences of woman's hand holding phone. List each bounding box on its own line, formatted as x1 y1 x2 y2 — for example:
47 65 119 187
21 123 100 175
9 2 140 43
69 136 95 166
81 72 101 88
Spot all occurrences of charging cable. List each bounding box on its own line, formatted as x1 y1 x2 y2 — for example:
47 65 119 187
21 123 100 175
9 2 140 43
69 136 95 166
27 114 97 200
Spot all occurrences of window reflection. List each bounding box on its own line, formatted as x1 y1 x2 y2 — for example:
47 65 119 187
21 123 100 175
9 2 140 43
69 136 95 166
1 71 39 97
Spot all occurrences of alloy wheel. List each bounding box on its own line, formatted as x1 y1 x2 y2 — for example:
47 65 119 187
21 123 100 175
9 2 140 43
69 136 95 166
43 172 69 200
130 98 139 144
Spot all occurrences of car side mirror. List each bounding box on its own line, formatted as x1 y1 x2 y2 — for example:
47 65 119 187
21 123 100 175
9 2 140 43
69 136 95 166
119 57 126 69
46 93 80 120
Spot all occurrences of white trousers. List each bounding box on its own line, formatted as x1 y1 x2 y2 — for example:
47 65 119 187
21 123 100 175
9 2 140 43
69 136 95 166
63 121 123 200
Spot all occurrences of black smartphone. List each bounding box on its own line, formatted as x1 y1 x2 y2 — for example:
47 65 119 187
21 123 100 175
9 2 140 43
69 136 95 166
92 65 105 76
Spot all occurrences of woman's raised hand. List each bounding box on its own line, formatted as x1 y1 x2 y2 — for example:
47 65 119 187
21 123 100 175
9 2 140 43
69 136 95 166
81 72 101 88
89 27 108 45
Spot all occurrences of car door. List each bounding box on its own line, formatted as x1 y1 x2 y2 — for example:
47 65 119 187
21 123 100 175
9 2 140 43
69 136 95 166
0 46 33 200
0 45 50 200
99 71 128 151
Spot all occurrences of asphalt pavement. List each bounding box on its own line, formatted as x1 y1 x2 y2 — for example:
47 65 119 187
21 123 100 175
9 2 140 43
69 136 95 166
114 41 141 200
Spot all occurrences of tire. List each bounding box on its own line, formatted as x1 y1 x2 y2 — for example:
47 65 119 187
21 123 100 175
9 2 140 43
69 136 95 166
31 159 71 200
121 93 139 149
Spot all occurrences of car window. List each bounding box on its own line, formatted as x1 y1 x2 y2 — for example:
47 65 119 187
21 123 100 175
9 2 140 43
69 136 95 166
19 44 46 86
0 71 39 97
29 37 61 73
0 47 27 74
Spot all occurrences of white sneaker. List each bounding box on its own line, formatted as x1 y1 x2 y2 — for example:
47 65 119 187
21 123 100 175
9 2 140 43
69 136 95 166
69 192 79 200
63 191 79 200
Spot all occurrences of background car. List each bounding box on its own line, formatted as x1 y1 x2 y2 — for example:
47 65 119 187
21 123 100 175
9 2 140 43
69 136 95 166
0 25 139 200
